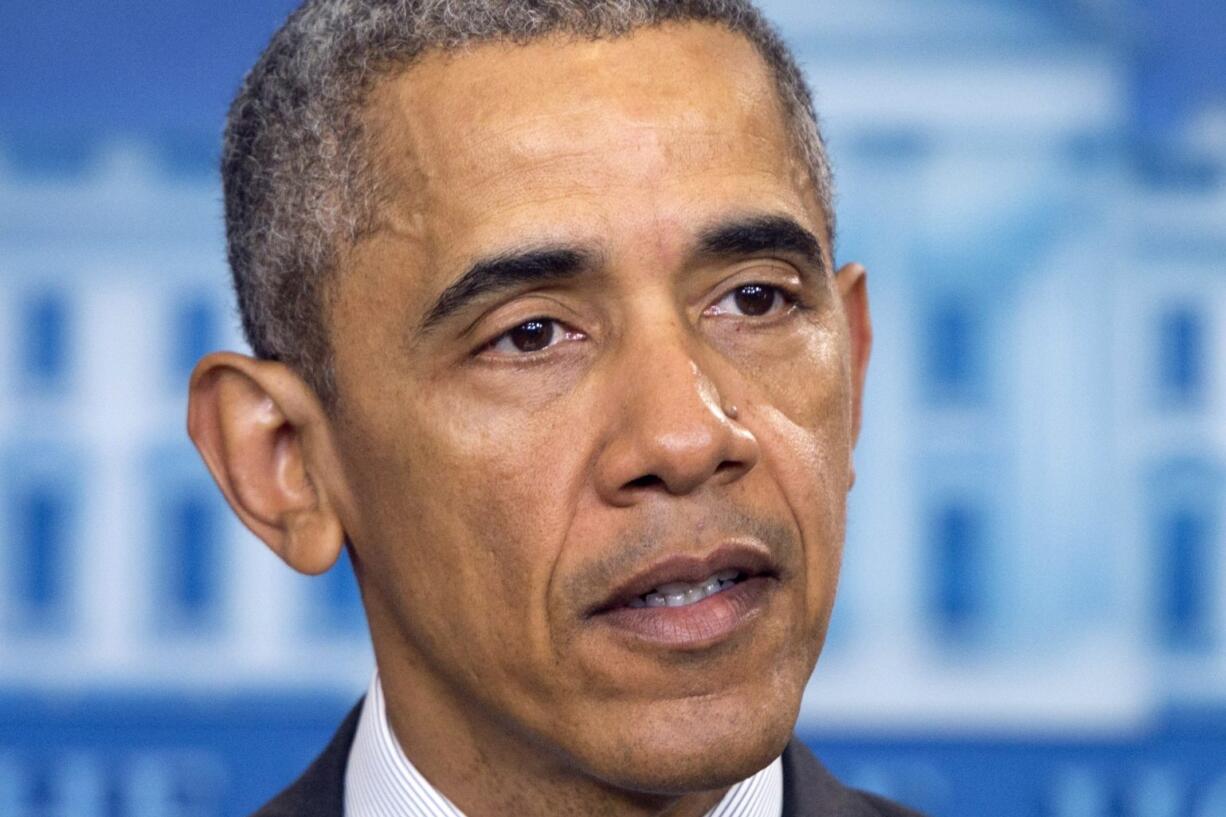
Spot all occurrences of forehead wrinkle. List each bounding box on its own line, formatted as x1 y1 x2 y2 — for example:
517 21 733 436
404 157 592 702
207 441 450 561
428 130 794 227
474 120 779 177
363 36 809 232
387 57 785 173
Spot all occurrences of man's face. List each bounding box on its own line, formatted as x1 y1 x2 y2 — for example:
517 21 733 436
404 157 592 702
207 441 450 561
327 23 863 794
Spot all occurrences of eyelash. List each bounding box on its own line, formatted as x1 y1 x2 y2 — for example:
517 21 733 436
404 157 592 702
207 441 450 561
480 282 800 358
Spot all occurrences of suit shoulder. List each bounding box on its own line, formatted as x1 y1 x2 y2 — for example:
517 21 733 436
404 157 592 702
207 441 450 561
781 739 930 817
249 700 364 817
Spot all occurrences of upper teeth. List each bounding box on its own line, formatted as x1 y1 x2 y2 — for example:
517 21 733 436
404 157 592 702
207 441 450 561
630 570 741 609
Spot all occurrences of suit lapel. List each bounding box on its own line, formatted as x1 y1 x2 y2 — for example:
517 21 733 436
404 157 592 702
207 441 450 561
781 739 901 817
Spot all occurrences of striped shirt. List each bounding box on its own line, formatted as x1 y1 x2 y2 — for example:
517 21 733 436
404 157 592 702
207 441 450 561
345 673 783 817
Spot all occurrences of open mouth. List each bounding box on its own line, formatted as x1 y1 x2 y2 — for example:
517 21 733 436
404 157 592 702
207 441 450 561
589 543 777 617
627 569 746 609
586 543 781 647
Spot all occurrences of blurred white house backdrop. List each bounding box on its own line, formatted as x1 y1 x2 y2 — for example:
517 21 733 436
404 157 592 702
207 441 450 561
1 0 1224 815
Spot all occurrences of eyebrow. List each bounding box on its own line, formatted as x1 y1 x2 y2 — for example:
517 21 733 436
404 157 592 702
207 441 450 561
695 214 826 273
416 213 826 335
419 246 594 333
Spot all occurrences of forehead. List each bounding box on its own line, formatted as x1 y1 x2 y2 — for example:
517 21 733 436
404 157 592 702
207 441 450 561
345 22 824 325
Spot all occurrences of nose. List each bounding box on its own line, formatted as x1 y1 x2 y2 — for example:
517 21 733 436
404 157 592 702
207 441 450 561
594 332 760 505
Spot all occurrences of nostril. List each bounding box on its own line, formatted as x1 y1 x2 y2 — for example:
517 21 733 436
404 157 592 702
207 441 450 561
714 460 740 475
624 474 665 491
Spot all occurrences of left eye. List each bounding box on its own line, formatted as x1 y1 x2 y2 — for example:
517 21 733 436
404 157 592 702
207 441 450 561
708 284 791 317
486 318 579 355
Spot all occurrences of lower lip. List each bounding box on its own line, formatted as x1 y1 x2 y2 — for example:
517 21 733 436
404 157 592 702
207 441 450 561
592 577 774 649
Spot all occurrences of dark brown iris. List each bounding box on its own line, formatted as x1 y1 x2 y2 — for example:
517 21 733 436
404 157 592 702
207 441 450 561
734 284 775 316
509 319 554 352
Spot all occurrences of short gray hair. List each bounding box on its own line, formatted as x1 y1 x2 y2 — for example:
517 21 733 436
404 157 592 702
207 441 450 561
222 0 834 405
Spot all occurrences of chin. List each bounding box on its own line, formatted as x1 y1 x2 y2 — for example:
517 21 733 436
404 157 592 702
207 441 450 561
574 687 800 796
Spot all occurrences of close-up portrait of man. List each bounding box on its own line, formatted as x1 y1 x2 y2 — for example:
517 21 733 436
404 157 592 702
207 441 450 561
185 0 912 815
7 0 1226 814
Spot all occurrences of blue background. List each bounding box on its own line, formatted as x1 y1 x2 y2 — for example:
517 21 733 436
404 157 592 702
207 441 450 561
1 1 1224 815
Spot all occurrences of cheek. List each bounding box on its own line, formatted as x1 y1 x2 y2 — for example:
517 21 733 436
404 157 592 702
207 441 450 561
756 401 847 608
753 321 853 496
340 390 585 666
749 327 852 622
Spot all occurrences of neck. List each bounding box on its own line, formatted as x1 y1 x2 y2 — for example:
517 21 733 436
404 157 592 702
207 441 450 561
376 664 729 817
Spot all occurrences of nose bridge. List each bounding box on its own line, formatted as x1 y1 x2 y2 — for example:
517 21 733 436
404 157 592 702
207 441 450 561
645 323 720 416
598 310 759 499
625 311 720 431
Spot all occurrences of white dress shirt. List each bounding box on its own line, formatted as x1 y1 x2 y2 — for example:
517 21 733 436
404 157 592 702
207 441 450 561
345 673 784 817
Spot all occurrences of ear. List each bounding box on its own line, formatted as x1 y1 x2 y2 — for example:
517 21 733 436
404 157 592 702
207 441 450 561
186 352 348 575
835 262 873 486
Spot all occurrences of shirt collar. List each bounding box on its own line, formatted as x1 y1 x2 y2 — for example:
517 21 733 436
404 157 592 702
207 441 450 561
345 672 783 817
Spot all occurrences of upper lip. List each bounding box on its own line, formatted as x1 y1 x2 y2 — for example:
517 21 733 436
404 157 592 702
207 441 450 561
588 541 779 615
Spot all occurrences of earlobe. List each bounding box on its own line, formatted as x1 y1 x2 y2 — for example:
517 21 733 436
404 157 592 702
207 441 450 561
187 352 348 575
835 262 872 469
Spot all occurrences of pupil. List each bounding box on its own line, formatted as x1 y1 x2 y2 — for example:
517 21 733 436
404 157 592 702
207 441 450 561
734 285 774 316
511 319 553 352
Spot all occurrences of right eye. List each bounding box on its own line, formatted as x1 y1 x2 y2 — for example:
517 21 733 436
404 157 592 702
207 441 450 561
705 283 795 319
484 318 584 356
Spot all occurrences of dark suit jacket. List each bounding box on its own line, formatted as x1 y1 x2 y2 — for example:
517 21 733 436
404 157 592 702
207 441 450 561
252 701 926 816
